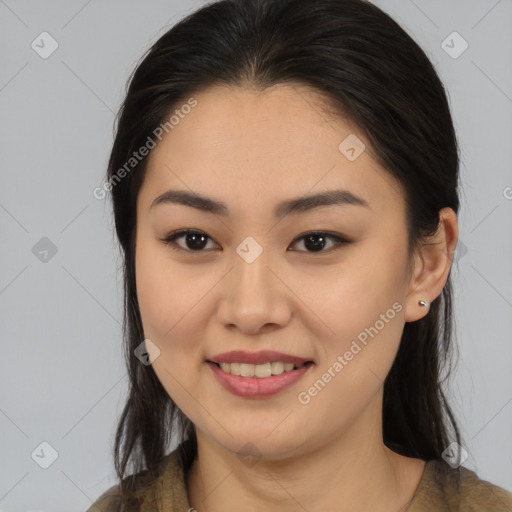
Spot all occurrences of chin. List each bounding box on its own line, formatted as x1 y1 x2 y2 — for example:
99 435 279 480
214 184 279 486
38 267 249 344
213 432 307 462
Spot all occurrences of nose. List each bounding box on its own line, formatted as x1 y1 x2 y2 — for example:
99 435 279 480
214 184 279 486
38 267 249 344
216 245 293 335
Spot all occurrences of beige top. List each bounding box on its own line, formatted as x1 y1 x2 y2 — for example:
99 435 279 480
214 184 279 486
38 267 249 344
87 445 512 511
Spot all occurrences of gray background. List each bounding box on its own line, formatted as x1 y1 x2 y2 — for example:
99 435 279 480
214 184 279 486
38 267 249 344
0 0 511 510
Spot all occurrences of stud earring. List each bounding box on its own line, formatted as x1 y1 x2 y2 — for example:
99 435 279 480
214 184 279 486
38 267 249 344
418 300 429 308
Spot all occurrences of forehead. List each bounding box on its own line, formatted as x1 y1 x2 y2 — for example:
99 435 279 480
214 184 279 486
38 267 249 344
139 83 405 218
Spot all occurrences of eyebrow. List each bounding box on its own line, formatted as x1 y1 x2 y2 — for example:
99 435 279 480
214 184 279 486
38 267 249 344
150 188 370 217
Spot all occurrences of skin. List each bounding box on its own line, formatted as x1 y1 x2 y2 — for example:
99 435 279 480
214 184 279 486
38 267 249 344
135 83 458 512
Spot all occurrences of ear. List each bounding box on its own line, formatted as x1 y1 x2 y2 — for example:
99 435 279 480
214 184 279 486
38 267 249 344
404 207 458 323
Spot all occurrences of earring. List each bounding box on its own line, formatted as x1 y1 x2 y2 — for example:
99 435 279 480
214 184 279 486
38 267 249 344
418 300 429 308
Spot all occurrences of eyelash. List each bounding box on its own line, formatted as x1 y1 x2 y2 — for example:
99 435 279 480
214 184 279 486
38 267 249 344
160 229 352 255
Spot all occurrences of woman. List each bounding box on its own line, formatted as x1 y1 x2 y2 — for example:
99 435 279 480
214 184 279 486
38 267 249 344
88 0 512 510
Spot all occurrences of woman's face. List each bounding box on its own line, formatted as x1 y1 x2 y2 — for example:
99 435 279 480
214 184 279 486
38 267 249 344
135 83 422 459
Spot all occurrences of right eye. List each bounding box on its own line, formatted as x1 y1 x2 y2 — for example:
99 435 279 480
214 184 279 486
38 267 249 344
160 229 219 252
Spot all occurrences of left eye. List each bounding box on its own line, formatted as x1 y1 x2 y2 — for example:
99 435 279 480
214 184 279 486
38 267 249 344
290 231 351 253
160 229 351 254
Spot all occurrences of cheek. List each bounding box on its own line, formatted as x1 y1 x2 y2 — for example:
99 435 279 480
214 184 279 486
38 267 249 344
300 248 407 395
135 243 207 412
300 255 405 346
135 248 172 336
135 239 201 340
134 239 215 396
297 296 404 435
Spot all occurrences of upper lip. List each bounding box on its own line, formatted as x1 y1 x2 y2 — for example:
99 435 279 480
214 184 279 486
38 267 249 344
208 350 313 365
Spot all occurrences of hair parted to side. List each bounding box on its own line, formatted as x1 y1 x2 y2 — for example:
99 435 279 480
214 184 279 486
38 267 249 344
105 0 462 506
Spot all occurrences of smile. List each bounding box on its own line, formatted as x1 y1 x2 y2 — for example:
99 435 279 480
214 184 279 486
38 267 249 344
214 361 308 378
206 360 315 398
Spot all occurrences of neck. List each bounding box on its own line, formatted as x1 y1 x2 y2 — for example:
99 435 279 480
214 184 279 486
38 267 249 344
186 392 426 512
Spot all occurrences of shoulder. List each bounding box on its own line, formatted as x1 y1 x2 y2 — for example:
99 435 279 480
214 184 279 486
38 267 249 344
409 458 512 511
85 483 122 512
86 446 189 512
85 474 150 512
450 463 512 510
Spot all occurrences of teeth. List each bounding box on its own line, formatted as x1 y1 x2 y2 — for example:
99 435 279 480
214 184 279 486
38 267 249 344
240 363 255 377
271 361 284 375
216 361 306 377
254 363 271 378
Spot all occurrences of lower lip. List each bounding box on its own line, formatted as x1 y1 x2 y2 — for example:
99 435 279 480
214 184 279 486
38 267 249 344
207 361 314 398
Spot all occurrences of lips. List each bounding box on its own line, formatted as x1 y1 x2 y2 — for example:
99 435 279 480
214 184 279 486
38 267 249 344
207 350 313 366
207 359 314 398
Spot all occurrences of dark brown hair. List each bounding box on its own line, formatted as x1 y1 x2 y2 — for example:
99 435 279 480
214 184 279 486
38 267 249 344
104 0 462 506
